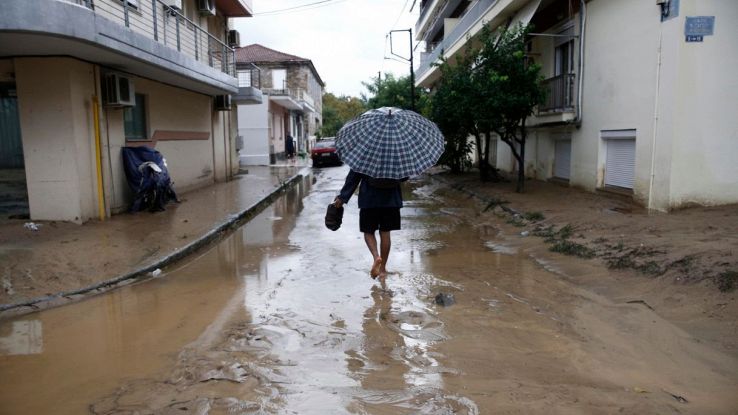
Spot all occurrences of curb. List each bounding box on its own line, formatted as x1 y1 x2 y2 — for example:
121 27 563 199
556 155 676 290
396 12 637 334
428 173 520 216
0 173 305 316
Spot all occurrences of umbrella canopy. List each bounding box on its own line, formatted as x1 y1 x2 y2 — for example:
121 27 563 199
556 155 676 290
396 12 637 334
335 107 444 179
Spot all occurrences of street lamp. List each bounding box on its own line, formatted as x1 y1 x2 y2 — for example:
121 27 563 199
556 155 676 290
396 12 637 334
388 29 415 111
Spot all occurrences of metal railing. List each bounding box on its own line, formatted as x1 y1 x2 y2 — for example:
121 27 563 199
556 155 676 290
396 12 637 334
61 0 235 77
539 73 576 112
236 64 261 88
417 0 500 79
262 87 314 109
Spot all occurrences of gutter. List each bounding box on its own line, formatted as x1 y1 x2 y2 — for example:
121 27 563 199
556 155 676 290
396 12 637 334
574 0 586 127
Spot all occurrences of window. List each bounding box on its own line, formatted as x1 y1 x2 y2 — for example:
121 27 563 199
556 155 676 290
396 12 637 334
237 70 252 87
124 94 147 141
555 40 574 75
271 69 286 90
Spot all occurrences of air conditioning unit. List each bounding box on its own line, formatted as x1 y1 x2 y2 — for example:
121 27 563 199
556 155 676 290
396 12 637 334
103 73 135 107
214 95 232 111
227 30 240 48
197 0 216 16
161 0 182 11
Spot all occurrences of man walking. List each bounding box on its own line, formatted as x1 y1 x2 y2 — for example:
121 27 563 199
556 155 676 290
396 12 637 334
333 170 404 283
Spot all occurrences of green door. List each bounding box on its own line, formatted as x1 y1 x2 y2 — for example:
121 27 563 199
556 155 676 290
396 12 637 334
0 83 23 168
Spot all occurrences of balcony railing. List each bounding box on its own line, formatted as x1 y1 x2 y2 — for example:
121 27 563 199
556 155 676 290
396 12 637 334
237 64 261 88
539 73 576 113
416 0 500 79
62 0 235 77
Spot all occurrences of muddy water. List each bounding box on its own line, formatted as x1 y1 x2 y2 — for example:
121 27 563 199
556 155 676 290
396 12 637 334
1 167 737 414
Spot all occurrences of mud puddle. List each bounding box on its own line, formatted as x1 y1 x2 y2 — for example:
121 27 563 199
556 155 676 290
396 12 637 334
1 167 737 414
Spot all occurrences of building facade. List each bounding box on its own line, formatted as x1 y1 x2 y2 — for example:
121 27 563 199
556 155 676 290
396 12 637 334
0 0 255 222
234 44 324 165
415 0 738 211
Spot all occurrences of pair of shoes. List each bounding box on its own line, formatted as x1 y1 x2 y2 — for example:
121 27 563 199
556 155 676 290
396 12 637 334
370 257 383 279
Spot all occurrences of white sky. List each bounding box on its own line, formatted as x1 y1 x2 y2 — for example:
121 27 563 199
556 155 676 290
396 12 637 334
233 0 420 97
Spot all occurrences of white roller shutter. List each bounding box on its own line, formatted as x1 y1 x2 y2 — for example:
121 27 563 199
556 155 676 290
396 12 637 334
605 138 635 189
553 140 571 180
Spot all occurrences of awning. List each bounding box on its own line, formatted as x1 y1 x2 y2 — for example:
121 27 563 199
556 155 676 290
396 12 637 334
269 95 303 111
511 0 542 28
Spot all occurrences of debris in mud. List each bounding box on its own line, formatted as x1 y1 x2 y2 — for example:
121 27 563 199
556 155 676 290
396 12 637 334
626 300 655 311
23 222 40 231
151 268 162 277
435 292 455 307
520 231 530 237
663 390 689 404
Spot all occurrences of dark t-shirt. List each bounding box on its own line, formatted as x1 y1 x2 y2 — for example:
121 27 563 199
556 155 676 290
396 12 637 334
338 170 404 209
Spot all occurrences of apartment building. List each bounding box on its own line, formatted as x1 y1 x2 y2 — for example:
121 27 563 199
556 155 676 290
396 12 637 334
415 0 738 210
0 0 256 223
234 44 324 165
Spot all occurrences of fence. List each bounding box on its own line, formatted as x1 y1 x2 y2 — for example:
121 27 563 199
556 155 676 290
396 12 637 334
539 73 576 112
61 0 235 77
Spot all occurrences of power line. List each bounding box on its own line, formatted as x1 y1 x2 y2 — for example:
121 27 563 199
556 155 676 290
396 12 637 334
255 0 349 16
389 0 410 32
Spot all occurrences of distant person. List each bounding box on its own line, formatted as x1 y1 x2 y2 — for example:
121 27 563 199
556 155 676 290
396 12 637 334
333 170 406 284
285 135 295 160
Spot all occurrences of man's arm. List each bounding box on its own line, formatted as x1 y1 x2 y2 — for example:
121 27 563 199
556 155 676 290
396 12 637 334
334 170 361 207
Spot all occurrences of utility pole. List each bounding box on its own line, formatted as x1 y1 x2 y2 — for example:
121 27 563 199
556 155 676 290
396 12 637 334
389 29 415 111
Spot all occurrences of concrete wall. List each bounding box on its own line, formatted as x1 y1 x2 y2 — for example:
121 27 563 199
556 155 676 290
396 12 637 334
102 74 219 212
15 57 98 223
237 100 269 165
661 0 738 208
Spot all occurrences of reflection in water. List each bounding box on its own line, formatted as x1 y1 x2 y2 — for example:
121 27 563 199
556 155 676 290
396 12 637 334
0 320 42 355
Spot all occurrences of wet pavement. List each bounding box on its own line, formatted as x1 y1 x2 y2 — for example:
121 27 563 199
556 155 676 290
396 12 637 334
1 166 737 414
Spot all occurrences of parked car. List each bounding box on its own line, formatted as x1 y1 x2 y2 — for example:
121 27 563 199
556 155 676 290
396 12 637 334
311 138 342 167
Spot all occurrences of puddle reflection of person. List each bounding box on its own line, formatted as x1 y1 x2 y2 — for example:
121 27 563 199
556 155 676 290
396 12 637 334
334 170 406 286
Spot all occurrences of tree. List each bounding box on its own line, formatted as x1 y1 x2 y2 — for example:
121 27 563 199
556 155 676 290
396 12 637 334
319 93 366 137
362 74 430 117
430 47 478 173
475 24 546 192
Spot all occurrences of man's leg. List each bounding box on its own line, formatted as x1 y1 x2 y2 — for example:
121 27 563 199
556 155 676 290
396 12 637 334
379 231 391 275
364 232 383 278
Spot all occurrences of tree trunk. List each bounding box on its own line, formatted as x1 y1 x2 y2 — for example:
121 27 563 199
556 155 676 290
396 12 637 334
474 132 485 181
516 121 527 193
480 131 493 182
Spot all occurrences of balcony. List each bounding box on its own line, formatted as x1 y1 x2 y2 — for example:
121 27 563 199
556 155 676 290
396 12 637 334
538 73 576 113
0 0 238 95
233 63 263 104
416 0 501 84
263 88 314 112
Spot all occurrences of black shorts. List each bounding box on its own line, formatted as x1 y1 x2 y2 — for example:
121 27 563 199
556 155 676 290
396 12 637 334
360 208 401 233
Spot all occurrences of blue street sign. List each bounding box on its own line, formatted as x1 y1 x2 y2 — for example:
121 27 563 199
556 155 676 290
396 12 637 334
685 16 715 37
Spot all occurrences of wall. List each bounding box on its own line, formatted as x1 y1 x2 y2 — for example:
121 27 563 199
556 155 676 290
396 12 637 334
237 100 269 165
662 0 738 208
102 74 216 212
14 57 98 223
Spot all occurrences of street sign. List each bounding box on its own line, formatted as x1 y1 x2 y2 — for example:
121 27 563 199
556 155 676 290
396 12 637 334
685 16 715 36
685 35 703 43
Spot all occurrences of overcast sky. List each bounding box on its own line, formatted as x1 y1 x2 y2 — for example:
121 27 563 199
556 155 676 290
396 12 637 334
233 0 419 98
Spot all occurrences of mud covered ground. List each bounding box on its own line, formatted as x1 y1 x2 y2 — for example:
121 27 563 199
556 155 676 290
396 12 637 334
1 167 736 414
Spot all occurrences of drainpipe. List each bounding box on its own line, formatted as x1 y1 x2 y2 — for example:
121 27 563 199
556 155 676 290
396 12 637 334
647 27 664 212
92 66 106 221
574 0 586 126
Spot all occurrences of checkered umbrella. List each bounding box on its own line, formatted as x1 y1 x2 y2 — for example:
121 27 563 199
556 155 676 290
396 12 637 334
335 107 444 179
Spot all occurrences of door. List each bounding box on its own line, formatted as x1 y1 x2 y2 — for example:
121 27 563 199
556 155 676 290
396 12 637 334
0 83 23 168
553 139 571 180
605 138 636 189
0 82 30 218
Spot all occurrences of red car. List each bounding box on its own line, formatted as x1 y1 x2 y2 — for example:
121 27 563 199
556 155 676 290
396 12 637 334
311 139 342 167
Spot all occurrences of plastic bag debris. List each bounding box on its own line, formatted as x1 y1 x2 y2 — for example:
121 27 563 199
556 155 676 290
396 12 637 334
23 222 40 231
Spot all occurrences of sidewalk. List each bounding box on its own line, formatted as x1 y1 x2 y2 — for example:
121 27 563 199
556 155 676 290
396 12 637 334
0 165 307 314
429 168 738 292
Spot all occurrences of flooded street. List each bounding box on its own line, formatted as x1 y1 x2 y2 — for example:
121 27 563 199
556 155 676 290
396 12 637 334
1 166 737 414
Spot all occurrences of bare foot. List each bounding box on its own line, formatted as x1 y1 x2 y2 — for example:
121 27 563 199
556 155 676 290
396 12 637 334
370 257 383 279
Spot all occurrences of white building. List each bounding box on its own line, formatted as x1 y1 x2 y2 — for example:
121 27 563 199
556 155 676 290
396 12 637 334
415 0 738 210
234 44 324 165
0 0 257 223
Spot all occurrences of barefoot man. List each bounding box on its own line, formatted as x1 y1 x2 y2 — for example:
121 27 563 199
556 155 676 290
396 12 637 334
334 170 404 283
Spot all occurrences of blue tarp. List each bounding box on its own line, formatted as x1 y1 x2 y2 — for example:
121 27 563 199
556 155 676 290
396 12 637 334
121 146 178 212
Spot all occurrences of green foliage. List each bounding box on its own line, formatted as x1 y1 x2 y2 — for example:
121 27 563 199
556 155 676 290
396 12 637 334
717 271 738 292
319 93 366 138
550 240 595 259
362 73 430 116
523 211 545 221
429 23 546 188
